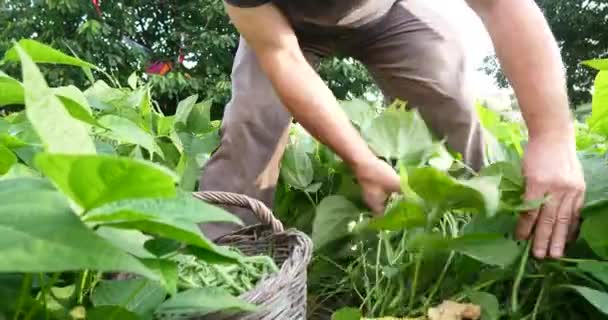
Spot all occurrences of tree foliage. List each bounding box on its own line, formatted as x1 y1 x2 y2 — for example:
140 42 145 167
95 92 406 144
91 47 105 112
0 0 375 116
482 0 608 105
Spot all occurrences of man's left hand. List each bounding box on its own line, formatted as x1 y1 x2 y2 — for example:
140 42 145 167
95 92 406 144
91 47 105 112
516 134 586 259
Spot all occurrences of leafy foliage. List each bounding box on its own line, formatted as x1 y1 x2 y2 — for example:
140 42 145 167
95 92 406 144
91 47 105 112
0 40 274 319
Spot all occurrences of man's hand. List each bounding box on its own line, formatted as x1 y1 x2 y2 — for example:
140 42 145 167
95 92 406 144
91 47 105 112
517 135 585 259
467 0 587 259
354 157 401 215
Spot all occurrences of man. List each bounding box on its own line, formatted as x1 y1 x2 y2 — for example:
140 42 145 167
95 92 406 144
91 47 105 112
199 0 586 260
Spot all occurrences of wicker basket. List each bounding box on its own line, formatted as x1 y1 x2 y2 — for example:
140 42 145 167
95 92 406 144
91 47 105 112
190 191 313 320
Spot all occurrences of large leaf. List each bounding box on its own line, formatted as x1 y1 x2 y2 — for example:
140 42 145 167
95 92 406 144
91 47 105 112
176 130 220 191
91 279 165 319
15 44 96 154
331 307 361 320
53 85 101 127
35 153 177 211
563 285 608 315
409 167 500 216
85 192 242 227
99 115 164 157
281 142 314 190
579 153 608 209
87 306 141 320
187 100 213 134
582 59 608 70
367 200 426 231
141 258 178 296
0 144 17 175
340 98 376 129
4 39 95 68
0 178 157 278
580 213 608 259
96 227 154 258
476 103 524 155
312 196 360 249
174 95 199 126
0 71 24 106
362 108 433 163
587 71 608 136
154 288 256 318
577 261 608 286
409 233 521 267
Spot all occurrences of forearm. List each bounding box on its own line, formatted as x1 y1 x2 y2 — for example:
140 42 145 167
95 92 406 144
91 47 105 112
258 49 376 168
473 0 574 142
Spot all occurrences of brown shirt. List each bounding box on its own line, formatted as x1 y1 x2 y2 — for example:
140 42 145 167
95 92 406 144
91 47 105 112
224 0 396 28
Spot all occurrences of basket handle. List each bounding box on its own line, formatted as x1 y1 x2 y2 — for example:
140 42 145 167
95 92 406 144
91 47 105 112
192 191 285 233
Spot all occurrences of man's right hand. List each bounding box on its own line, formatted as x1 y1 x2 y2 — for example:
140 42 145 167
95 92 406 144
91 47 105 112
354 157 401 215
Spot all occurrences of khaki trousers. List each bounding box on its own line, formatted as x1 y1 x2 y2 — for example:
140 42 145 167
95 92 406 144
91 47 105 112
199 0 485 239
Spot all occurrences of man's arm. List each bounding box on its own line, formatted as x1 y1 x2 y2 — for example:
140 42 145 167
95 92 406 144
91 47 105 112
467 0 586 259
224 3 400 213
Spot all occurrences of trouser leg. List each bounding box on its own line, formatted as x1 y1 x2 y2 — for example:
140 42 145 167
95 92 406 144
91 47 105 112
351 0 485 170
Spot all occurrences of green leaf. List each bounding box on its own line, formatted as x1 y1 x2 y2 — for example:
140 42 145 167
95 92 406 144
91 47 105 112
128 72 139 90
96 227 154 258
362 108 433 163
35 153 177 211
0 144 17 175
99 115 164 157
87 306 140 320
141 258 178 296
0 178 157 279
187 100 213 134
367 200 426 231
84 191 242 226
174 95 198 126
476 103 524 155
331 307 361 320
281 142 314 190
15 44 96 154
313 196 360 249
563 285 608 315
409 167 500 216
467 291 500 320
587 71 608 136
0 71 24 106
157 116 175 137
582 59 608 70
577 261 608 286
340 98 375 129
579 153 608 209
409 233 521 267
53 85 102 127
154 288 256 318
92 279 165 318
581 213 608 258
145 238 182 257
4 39 95 68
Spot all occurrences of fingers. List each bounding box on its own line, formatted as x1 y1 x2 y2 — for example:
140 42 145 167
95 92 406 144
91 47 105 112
567 193 584 241
363 186 389 216
532 192 564 259
549 193 576 258
516 185 546 240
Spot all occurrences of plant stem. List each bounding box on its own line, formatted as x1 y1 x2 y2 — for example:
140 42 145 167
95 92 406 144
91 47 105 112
512 240 532 314
408 252 423 312
77 270 89 305
423 251 455 310
532 278 548 320
14 274 33 320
